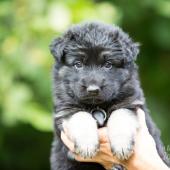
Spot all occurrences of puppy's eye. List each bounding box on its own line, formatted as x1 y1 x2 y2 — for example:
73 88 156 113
103 61 112 69
74 61 83 69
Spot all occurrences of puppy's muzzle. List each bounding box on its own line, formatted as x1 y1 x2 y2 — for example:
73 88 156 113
87 85 100 96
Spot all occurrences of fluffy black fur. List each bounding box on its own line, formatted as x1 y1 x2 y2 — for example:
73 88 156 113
50 22 170 170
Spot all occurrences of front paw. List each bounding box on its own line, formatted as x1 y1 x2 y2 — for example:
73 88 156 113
74 136 99 158
107 108 139 160
110 136 134 160
64 111 99 158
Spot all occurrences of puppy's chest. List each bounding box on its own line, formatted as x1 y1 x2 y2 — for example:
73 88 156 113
89 107 108 127
83 103 139 127
82 104 116 127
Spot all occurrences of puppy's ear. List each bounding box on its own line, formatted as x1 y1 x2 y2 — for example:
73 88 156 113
128 42 140 61
122 38 140 61
49 37 65 63
120 35 140 61
113 28 140 61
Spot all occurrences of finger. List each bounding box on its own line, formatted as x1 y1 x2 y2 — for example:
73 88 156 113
62 120 69 134
74 154 94 162
137 108 149 133
61 131 74 152
67 152 94 162
98 127 109 143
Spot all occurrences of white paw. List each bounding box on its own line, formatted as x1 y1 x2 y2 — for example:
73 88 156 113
110 135 134 160
107 108 139 160
63 111 99 158
74 136 99 158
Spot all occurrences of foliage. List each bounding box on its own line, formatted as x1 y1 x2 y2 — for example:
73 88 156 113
0 0 170 169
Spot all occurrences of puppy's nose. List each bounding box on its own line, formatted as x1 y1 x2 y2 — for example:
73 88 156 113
87 85 100 95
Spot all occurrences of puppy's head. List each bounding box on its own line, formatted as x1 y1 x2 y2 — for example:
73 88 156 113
50 22 140 105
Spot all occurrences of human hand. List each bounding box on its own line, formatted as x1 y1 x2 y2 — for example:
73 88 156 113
61 109 169 170
125 108 169 170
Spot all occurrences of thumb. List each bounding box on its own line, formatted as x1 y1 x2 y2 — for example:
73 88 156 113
98 127 109 143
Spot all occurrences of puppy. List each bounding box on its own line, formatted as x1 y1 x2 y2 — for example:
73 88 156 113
50 22 170 170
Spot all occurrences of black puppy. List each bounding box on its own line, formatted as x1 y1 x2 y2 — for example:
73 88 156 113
50 22 170 170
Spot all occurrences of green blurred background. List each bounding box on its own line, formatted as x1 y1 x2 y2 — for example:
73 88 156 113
0 0 170 169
